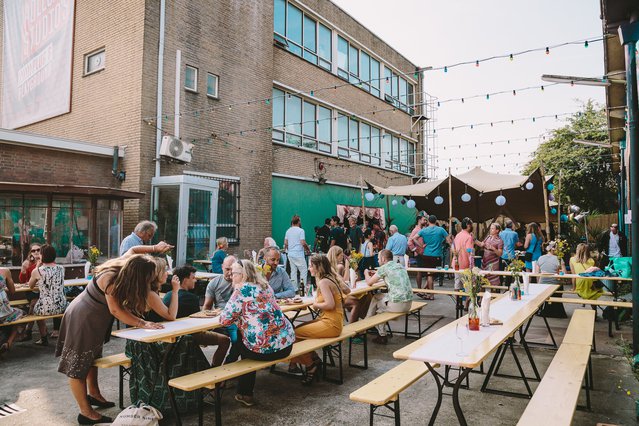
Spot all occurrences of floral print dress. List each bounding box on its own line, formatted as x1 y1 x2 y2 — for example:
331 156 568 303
33 265 67 315
0 274 23 323
219 282 295 354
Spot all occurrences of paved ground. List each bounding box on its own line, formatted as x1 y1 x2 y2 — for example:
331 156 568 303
1 278 638 425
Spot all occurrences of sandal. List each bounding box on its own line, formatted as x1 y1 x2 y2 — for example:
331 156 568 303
34 335 48 346
302 360 322 386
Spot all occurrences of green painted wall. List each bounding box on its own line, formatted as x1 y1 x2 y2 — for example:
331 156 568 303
272 176 417 247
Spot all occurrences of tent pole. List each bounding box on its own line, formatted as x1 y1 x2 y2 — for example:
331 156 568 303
557 171 562 236
448 168 452 230
386 195 391 229
360 175 366 229
539 163 551 239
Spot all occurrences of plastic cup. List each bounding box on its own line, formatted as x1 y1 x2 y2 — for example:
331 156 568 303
444 265 449 270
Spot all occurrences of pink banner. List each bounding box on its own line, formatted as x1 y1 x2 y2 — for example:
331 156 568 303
336 204 386 229
2 0 75 129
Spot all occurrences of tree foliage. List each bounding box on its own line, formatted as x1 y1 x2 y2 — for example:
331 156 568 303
522 100 618 213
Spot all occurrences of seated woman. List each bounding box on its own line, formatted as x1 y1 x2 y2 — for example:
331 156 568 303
328 246 364 323
570 243 601 300
289 254 345 385
27 245 68 346
219 259 295 406
210 237 229 273
18 243 42 342
535 240 568 318
0 268 25 354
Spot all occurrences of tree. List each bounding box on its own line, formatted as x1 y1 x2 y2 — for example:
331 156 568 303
522 100 618 213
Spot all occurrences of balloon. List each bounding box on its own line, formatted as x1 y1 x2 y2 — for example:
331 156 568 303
461 193 471 202
392 200 398 206
495 195 506 206
406 199 416 209
551 208 557 215
525 182 534 190
434 196 444 205
364 192 375 202
548 194 555 201
560 214 568 222
547 183 555 191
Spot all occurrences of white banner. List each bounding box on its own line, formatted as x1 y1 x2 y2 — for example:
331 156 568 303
2 0 75 129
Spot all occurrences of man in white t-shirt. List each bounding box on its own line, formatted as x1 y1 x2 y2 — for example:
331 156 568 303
284 215 310 290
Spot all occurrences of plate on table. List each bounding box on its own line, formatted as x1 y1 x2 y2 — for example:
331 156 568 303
189 309 221 318
279 297 304 305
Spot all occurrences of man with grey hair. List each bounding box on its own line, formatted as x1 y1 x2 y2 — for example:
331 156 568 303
119 220 159 256
385 224 408 265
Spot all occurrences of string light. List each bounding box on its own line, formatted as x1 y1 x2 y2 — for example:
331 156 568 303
434 83 560 107
509 53 514 61
433 111 573 133
545 47 550 55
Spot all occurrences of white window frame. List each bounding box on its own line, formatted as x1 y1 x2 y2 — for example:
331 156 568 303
84 48 105 76
185 65 198 93
206 72 219 99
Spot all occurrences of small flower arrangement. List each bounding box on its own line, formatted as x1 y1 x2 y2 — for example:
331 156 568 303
86 246 102 265
506 258 525 281
554 239 568 262
460 267 490 298
349 250 363 270
256 263 272 277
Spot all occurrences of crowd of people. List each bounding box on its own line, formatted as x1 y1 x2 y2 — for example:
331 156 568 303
0 214 628 424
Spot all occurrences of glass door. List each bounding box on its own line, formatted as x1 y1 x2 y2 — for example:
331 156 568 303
152 175 219 265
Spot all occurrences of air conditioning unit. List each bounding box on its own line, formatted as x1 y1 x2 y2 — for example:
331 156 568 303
159 136 193 163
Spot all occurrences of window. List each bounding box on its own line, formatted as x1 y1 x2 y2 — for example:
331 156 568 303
272 88 285 142
370 127 381 165
337 113 349 157
84 48 105 75
349 118 359 159
360 51 370 91
206 73 219 98
317 106 332 153
318 23 332 70
214 179 240 244
285 94 302 146
274 1 332 71
360 123 371 163
348 44 359 83
302 101 316 149
371 58 380 97
185 65 198 92
337 36 349 80
382 67 414 113
96 200 123 259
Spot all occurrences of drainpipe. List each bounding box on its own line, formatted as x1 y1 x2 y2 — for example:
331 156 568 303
154 0 166 180
618 18 639 355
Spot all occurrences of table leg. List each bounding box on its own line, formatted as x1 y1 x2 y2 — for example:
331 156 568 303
451 367 472 426
425 363 443 426
162 341 181 426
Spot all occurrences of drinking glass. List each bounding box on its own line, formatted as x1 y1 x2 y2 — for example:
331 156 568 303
456 323 469 356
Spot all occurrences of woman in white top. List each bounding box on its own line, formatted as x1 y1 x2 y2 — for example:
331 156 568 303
358 229 376 279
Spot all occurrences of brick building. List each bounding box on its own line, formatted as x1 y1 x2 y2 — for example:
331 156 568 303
0 0 424 266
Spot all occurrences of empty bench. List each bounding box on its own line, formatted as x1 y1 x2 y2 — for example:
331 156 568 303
350 360 433 425
0 313 64 327
547 296 631 337
517 309 595 426
93 353 132 409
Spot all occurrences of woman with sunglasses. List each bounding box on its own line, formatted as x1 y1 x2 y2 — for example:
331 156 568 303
16 243 42 341
219 259 295 407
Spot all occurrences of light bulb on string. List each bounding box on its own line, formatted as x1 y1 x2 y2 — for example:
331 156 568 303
545 47 550 55
509 53 514 61
475 60 479 67
486 94 490 100
584 40 589 48
444 66 448 73
541 86 544 91
265 99 270 105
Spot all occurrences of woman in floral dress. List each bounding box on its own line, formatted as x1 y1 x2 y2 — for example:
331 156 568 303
0 268 24 354
219 259 295 406
475 223 504 286
27 245 68 346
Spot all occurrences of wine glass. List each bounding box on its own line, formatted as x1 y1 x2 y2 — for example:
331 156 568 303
456 323 469 356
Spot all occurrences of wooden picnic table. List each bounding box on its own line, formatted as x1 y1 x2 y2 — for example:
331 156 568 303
394 284 559 426
407 267 632 281
13 278 89 293
192 259 212 266
193 272 220 281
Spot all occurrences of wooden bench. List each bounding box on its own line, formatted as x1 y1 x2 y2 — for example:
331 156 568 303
0 313 64 327
169 330 357 425
547 297 631 337
518 309 595 426
9 299 28 307
93 353 132 409
555 290 613 297
350 360 433 425
398 300 429 339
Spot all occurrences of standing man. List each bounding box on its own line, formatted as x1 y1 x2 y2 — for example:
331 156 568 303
119 220 158 256
413 215 450 294
385 225 408 265
408 212 428 289
263 247 297 298
363 249 414 344
314 218 332 253
598 223 627 292
284 215 310 289
499 220 520 285
453 217 475 290
329 216 348 251
347 216 363 253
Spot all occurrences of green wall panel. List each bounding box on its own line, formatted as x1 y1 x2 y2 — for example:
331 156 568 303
271 177 417 247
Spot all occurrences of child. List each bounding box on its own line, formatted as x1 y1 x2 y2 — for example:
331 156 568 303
210 237 229 274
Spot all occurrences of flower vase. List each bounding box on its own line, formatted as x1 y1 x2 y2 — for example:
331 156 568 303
84 261 92 279
349 267 358 288
468 296 480 331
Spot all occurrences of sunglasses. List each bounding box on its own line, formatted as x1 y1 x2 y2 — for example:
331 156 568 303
30 248 41 253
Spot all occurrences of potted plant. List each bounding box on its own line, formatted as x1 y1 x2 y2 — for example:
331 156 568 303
460 267 489 330
85 246 102 278
506 257 525 300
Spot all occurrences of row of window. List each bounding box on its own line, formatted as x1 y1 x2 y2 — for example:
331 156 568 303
184 65 219 98
272 88 416 175
274 0 415 114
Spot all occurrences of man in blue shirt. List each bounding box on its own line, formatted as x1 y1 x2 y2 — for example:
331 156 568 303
413 215 451 292
263 247 297 298
499 220 520 284
385 225 408 265
119 220 157 256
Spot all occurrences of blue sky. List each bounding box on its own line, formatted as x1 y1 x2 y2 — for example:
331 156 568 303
332 0 606 177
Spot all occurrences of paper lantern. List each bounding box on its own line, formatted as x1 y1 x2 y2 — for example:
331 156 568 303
547 183 555 191
406 199 416 209
495 195 506 206
461 193 471 202
551 208 557 215
525 182 534 190
434 196 444 205
392 200 398 206
364 192 375 202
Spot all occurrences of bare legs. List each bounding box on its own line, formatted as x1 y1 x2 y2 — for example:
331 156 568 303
69 368 103 420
